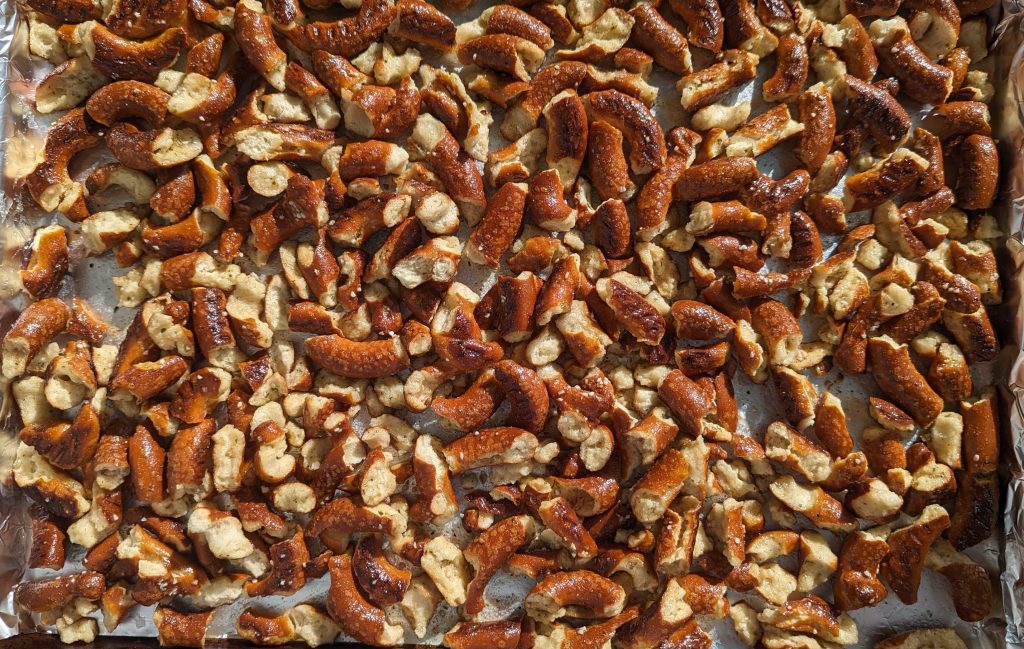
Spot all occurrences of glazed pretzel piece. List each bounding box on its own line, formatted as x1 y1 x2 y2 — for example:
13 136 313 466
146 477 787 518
6 0 1004 646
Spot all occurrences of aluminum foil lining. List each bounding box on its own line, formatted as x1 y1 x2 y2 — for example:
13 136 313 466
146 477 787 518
0 0 41 640
0 0 1020 647
1000 0 1024 646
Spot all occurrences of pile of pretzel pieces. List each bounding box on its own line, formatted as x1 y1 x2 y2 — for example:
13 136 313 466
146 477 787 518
0 0 1005 646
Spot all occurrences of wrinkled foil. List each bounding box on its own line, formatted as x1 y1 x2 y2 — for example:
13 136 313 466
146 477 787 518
1002 0 1024 645
0 0 1021 646
0 0 39 642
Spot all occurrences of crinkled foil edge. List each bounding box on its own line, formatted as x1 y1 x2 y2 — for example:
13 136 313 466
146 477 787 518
1003 0 1024 643
0 1 35 641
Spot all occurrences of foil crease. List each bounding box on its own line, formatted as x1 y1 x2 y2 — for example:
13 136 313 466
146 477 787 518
1003 0 1024 643
0 0 36 642
0 0 1019 647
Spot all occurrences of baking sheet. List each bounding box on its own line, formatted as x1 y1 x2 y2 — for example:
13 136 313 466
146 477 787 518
0 0 1019 646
